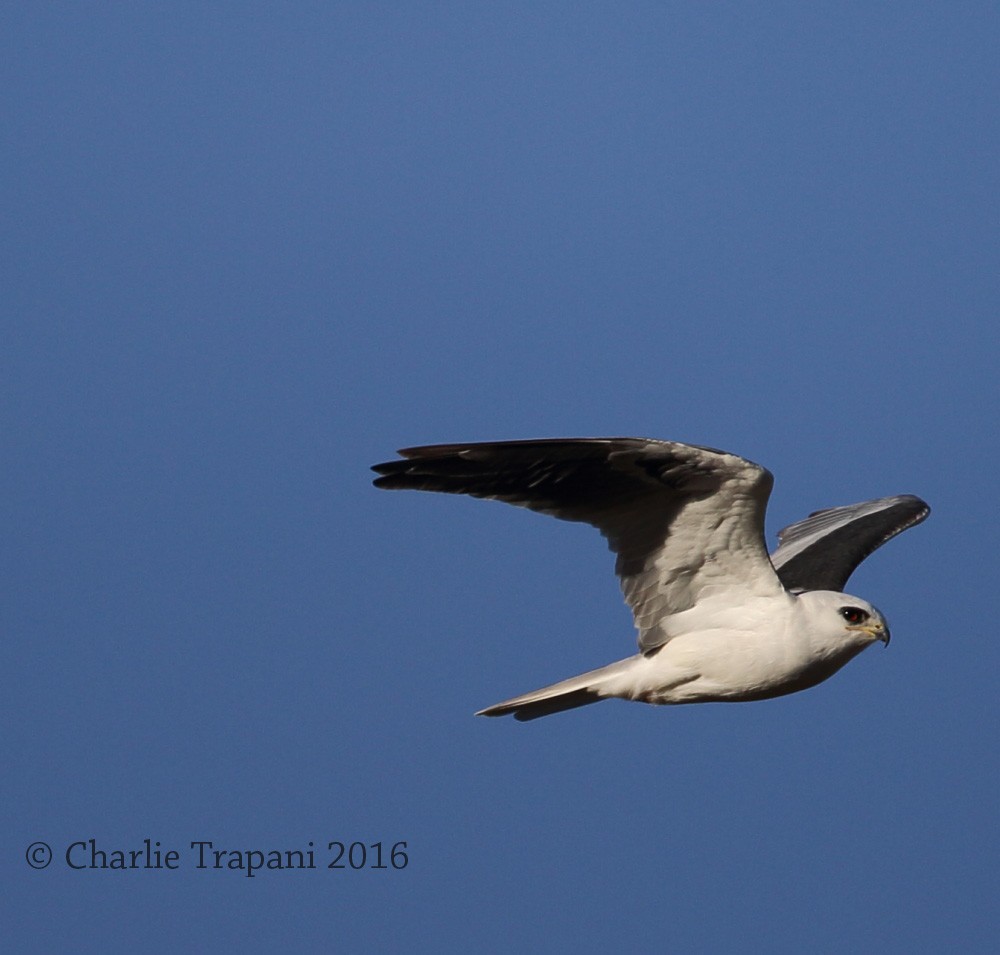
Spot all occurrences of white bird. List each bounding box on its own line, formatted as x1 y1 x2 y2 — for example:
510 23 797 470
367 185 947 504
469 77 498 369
372 438 929 721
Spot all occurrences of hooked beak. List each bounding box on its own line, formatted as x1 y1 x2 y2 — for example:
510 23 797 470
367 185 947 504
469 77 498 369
850 622 890 646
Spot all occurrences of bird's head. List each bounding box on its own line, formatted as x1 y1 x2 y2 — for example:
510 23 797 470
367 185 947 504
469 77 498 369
799 591 891 649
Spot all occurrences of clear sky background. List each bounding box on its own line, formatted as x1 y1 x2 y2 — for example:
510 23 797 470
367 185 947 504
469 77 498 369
4 2 998 951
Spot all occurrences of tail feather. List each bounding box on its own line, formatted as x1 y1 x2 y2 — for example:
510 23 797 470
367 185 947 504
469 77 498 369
476 656 640 721
480 687 601 721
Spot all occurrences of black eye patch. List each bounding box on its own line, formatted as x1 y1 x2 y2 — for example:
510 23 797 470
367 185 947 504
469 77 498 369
840 606 870 625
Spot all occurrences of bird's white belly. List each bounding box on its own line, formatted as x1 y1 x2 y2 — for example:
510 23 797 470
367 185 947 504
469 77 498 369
628 594 840 703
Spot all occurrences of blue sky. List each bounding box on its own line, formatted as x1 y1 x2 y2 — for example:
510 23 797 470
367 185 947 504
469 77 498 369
4 2 997 951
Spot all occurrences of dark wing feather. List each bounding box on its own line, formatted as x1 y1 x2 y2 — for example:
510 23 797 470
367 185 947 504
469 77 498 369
771 494 930 593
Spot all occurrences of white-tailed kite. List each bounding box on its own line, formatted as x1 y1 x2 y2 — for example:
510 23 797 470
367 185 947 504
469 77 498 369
372 438 929 721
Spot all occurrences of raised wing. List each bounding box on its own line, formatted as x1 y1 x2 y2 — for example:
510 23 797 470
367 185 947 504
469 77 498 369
771 494 930 593
372 438 784 653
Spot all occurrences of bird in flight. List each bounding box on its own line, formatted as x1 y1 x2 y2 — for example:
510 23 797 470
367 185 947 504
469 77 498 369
372 438 929 721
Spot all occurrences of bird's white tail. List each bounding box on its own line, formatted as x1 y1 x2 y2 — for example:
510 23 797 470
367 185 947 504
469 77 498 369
476 655 643 721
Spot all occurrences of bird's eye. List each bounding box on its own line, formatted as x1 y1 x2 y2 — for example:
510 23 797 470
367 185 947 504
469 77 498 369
840 606 870 625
